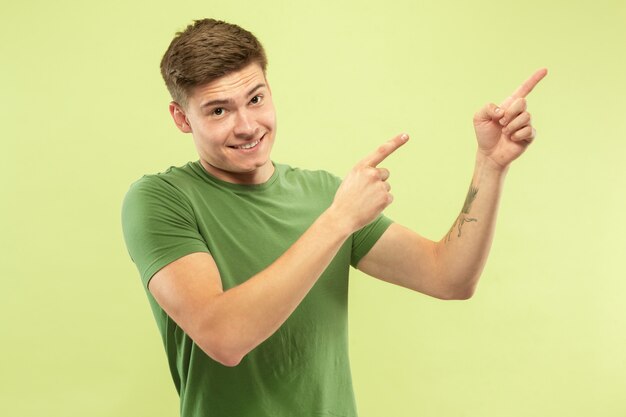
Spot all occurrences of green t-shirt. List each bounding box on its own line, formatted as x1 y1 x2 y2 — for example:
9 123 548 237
121 161 392 417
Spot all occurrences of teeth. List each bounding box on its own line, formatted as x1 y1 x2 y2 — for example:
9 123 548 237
236 140 260 149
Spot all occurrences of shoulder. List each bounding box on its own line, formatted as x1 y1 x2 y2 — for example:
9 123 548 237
122 163 200 220
126 162 199 195
124 161 207 201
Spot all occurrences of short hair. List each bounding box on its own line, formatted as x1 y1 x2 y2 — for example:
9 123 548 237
160 18 268 108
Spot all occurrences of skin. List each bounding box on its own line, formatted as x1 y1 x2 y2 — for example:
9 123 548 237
150 63 547 366
169 63 276 184
359 69 548 298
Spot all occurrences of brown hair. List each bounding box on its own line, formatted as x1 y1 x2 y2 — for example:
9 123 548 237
160 18 268 108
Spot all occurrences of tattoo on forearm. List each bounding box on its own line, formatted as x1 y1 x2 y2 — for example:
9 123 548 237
445 184 479 243
462 185 479 214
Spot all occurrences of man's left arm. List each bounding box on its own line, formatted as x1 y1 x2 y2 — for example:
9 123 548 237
357 68 548 300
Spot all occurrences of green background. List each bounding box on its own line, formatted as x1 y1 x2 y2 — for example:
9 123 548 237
2 0 625 416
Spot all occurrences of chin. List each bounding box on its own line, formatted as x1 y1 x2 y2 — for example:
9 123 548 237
241 160 271 173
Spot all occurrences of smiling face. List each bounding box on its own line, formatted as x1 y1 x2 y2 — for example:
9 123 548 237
169 62 277 184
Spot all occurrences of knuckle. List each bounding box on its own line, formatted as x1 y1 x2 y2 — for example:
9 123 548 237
514 126 532 141
366 168 378 179
522 112 531 123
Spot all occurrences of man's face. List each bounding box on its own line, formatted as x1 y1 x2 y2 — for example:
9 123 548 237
174 62 277 184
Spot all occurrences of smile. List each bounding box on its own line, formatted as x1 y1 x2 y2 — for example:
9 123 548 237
229 135 265 150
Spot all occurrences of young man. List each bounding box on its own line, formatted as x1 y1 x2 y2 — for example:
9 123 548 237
122 18 546 417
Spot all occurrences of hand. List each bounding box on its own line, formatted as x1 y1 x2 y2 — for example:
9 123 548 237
473 68 548 169
331 133 409 233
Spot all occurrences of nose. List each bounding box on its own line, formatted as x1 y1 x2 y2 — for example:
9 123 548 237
233 108 258 139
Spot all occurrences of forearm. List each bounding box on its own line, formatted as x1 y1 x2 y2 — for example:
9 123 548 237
202 137 404 363
433 151 508 298
169 136 402 366
198 207 351 365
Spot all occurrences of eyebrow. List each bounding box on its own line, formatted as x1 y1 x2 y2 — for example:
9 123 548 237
200 83 266 109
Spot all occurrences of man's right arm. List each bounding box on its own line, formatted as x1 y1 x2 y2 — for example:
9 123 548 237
147 134 408 367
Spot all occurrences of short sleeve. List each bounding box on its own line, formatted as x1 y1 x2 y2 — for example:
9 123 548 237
350 214 393 267
121 176 210 289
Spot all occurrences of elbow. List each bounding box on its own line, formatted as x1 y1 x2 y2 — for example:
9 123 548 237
213 352 244 367
191 311 249 367
197 334 247 367
199 340 246 367
449 287 475 300
195 325 249 367
437 280 477 301
439 289 474 301
430 244 476 301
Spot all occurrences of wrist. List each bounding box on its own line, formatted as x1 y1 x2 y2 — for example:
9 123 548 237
475 151 510 179
320 205 355 239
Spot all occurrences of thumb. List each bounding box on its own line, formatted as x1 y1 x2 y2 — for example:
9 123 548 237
474 102 503 124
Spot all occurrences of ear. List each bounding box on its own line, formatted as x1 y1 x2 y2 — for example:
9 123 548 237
169 102 192 133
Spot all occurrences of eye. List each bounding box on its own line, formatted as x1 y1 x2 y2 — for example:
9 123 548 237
212 108 224 116
250 95 263 105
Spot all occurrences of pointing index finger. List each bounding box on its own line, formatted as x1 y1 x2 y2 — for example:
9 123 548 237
510 68 548 99
361 133 409 167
